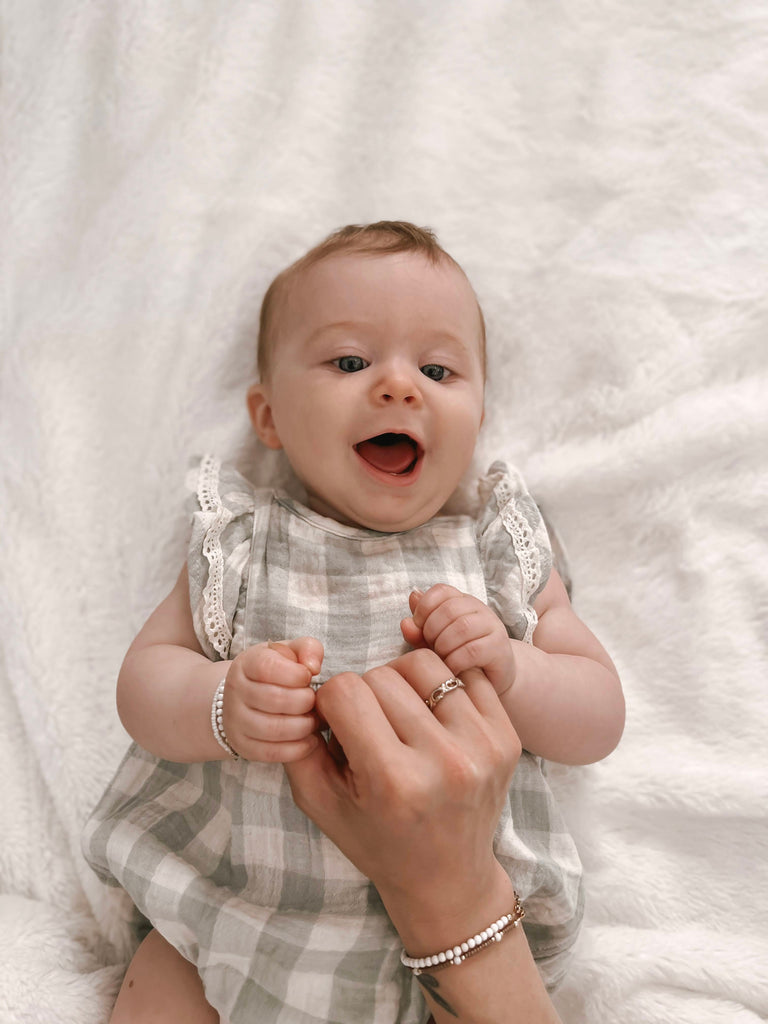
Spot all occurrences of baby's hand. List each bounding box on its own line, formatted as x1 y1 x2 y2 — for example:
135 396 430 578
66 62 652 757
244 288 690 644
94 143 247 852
401 585 516 697
222 637 324 763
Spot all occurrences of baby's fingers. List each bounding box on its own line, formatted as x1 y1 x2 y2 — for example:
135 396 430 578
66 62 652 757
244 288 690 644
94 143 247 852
400 617 427 649
238 643 312 688
285 636 324 676
238 734 321 765
409 583 463 629
241 709 319 745
247 680 317 716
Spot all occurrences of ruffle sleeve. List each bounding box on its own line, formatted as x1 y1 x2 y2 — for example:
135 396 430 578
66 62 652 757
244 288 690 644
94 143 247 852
476 461 553 644
186 454 257 661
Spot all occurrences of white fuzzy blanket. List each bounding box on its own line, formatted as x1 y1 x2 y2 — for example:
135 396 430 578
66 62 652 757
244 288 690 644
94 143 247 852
2 3 767 1022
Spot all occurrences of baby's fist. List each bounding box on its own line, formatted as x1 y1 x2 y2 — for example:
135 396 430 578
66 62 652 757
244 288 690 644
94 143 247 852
401 584 516 695
223 637 324 762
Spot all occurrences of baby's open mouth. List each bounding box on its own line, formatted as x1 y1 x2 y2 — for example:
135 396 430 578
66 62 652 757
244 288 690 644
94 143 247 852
354 433 421 475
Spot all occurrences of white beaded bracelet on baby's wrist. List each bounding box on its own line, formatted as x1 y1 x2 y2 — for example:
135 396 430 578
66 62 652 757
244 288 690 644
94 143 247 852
400 892 525 975
211 678 240 760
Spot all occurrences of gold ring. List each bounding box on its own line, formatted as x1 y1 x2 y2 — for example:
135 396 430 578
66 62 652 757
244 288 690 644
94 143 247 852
425 677 465 710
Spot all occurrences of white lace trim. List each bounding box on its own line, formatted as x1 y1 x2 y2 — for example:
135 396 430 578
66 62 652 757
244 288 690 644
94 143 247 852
495 478 541 645
197 454 234 659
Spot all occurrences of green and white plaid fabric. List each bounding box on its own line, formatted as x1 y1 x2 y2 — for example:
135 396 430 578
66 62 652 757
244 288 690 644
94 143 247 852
83 456 583 1023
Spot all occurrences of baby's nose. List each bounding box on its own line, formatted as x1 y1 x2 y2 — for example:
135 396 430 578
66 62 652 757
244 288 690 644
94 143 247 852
374 364 423 404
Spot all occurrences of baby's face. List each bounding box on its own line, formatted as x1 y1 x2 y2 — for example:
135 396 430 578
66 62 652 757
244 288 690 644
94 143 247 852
248 251 485 532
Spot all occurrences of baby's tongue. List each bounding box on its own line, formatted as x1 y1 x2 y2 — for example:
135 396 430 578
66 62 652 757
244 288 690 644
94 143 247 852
356 435 415 474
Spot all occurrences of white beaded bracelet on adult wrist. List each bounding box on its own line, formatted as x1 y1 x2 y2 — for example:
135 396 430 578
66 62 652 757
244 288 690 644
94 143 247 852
211 678 240 760
400 892 525 975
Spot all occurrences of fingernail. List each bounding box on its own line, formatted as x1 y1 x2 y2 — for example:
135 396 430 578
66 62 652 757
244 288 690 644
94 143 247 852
411 588 424 599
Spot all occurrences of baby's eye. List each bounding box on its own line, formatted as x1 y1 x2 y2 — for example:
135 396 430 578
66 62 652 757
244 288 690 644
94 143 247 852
420 364 451 382
333 355 369 373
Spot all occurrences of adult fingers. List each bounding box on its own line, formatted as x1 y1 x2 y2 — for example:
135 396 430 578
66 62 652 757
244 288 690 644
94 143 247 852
313 671 404 773
361 661 446 747
284 732 372 847
284 732 340 817
382 648 477 732
457 667 523 773
366 655 521 839
389 651 515 740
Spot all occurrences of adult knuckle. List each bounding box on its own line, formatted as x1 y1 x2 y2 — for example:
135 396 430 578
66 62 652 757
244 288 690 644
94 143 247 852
329 672 361 696
372 762 426 814
387 782 431 828
316 672 355 712
371 766 406 804
442 743 480 793
487 733 510 772
487 726 519 781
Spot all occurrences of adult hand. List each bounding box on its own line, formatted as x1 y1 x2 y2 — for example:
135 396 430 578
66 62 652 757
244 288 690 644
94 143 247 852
284 648 520 947
285 650 562 1022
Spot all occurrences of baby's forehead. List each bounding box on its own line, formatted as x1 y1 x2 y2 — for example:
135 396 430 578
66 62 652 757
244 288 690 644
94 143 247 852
262 247 486 377
289 249 470 303
300 247 441 277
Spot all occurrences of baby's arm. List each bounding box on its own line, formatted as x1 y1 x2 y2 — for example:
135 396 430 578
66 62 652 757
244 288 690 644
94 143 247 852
402 574 624 765
117 567 322 763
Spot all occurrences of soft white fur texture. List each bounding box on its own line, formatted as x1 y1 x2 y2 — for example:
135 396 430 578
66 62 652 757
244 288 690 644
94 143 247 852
2 3 767 1022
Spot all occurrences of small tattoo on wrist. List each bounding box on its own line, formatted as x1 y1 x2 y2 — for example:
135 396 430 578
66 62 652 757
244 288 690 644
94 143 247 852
415 973 458 1017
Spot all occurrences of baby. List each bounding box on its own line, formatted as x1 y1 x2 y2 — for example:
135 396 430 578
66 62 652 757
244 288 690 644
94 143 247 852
84 221 624 1024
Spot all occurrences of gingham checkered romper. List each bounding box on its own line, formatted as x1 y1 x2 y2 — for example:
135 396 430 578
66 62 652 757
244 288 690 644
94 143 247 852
83 456 583 1024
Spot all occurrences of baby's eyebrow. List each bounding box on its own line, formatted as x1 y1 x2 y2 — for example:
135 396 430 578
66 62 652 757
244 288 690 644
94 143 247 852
421 329 471 347
306 320 375 343
304 321 480 366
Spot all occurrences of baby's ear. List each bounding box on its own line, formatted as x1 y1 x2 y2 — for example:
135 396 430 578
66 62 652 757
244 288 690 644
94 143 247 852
246 384 282 450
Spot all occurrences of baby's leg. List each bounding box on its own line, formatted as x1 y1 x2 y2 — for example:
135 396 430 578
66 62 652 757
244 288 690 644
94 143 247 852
110 928 218 1023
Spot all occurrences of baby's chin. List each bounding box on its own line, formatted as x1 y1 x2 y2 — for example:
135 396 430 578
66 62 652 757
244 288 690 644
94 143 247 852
306 490 448 534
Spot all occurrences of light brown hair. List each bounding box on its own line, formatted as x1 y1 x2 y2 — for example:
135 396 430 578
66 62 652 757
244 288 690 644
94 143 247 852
257 221 486 380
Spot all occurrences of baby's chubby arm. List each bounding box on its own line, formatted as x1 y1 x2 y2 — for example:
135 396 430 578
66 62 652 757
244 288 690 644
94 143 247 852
116 567 323 763
401 574 624 765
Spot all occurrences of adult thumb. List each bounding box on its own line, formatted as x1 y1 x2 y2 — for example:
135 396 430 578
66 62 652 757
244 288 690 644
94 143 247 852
284 733 338 824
